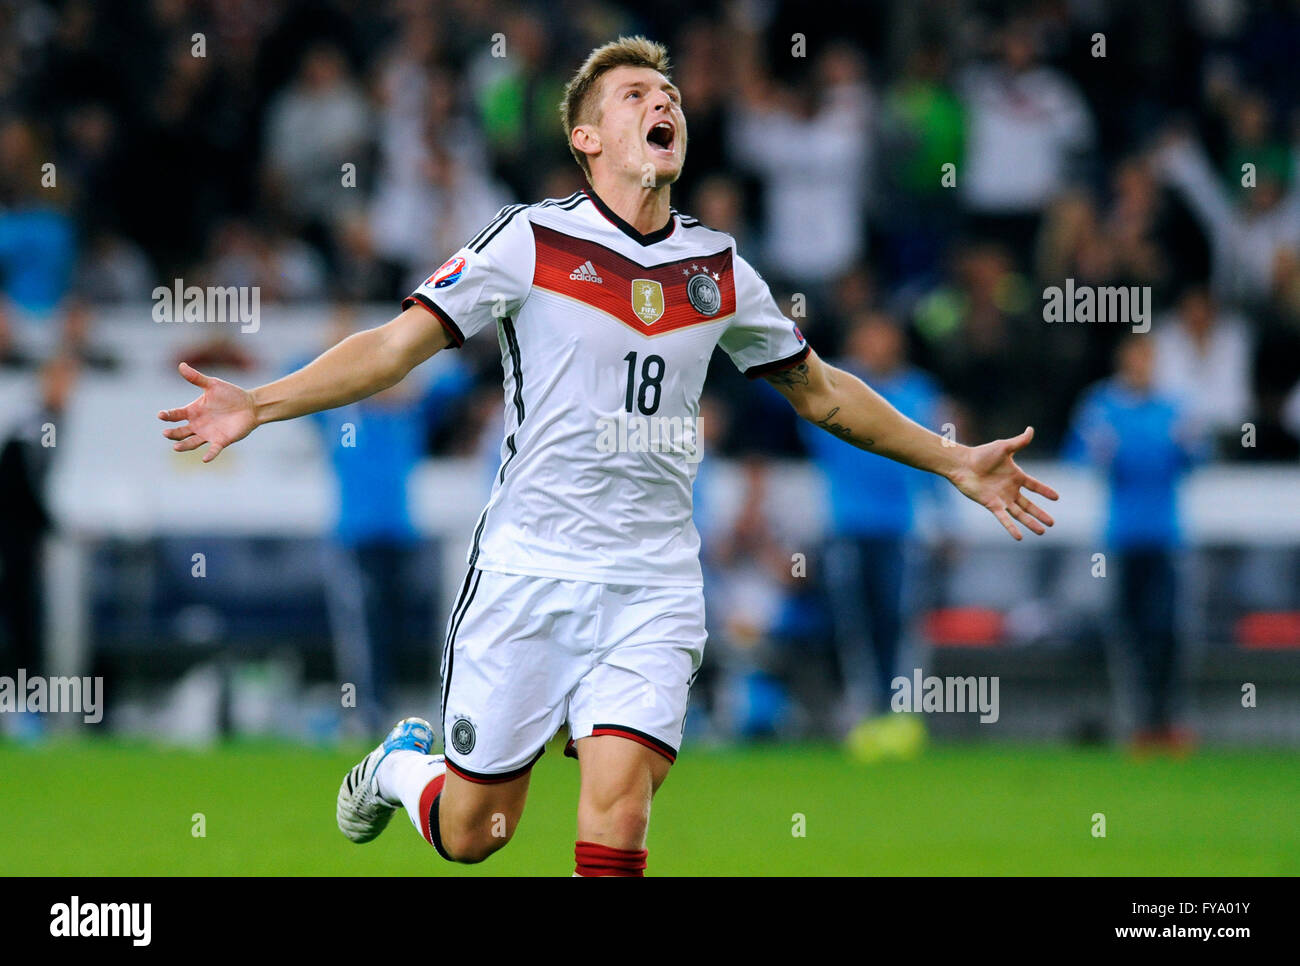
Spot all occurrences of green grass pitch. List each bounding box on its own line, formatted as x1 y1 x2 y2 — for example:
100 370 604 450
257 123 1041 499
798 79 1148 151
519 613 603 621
3 739 1297 875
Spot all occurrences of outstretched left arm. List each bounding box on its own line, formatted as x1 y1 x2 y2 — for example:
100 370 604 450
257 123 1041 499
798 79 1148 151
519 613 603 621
764 349 1059 540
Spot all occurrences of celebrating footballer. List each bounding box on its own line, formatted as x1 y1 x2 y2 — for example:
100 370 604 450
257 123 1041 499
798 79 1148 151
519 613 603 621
158 36 1058 877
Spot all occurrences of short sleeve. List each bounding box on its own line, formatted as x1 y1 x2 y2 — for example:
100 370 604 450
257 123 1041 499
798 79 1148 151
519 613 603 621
402 205 536 347
718 252 811 378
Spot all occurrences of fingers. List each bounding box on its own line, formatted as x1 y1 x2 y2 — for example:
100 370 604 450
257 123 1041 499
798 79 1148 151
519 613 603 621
157 402 195 422
1020 473 1060 502
1016 494 1056 528
171 432 228 461
1005 425 1035 453
1008 501 1047 536
178 362 211 390
163 425 195 441
993 505 1023 541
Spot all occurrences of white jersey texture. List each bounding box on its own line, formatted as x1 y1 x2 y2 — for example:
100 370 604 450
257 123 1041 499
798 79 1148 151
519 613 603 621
404 188 810 587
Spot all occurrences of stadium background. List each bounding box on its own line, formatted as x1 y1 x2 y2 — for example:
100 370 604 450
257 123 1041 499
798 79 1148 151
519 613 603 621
1 0 1298 875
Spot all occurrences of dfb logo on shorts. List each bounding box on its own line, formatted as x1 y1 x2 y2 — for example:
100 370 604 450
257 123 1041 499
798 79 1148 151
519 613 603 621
450 718 476 755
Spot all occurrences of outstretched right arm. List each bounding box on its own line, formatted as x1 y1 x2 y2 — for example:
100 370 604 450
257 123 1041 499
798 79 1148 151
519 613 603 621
158 303 453 462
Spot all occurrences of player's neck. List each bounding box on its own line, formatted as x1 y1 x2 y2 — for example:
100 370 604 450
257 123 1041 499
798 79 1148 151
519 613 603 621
587 176 672 237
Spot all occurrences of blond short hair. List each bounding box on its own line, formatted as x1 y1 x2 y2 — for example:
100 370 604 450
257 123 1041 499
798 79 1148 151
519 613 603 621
560 36 672 180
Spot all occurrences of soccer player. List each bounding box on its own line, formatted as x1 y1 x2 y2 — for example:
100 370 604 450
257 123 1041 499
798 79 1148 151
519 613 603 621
158 37 1059 876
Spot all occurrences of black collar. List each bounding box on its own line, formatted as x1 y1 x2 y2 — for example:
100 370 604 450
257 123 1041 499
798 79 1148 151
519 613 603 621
583 188 676 246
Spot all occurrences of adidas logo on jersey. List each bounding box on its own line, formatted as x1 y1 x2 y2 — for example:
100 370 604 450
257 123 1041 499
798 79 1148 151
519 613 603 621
569 260 603 284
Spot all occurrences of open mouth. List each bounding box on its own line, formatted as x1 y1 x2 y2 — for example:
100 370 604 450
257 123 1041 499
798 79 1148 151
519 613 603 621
646 120 675 153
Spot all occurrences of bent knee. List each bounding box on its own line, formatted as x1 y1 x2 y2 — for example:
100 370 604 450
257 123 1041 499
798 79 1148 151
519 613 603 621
580 795 651 849
439 815 517 864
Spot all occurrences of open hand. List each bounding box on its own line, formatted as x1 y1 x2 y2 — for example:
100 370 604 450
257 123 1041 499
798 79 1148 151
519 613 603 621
948 426 1059 541
157 362 258 463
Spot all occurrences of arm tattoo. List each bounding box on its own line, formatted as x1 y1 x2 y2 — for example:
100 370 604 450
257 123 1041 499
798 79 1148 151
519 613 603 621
762 362 811 388
817 406 873 447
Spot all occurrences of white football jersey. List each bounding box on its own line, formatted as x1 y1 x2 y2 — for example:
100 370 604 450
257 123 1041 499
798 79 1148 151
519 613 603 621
404 188 809 587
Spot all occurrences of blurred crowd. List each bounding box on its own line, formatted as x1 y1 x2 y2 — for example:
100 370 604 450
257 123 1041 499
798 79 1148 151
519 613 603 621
1 0 1297 455
3 0 1300 744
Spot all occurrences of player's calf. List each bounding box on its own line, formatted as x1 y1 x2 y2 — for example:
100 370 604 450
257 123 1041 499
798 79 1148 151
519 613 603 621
434 770 532 862
573 734 672 876
365 752 504 862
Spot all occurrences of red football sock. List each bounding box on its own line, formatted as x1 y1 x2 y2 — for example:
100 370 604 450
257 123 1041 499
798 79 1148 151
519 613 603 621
574 840 647 877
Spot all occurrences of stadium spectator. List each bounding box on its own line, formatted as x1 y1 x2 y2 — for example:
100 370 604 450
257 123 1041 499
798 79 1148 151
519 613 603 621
0 119 77 319
369 142 510 292
60 102 126 234
910 242 1041 444
262 42 372 260
1246 322 1300 460
371 13 451 179
1214 89 1291 207
705 456 803 738
730 42 873 297
820 264 877 352
801 310 944 750
59 300 119 372
1152 126 1300 310
958 17 1094 268
1102 158 1177 296
0 310 38 371
308 313 472 734
464 8 570 199
876 36 965 289
198 218 326 301
1034 154 1189 303
137 41 247 269
670 18 734 189
1065 335 1207 751
686 173 751 256
1153 284 1253 448
74 230 155 304
369 61 506 287
0 354 79 724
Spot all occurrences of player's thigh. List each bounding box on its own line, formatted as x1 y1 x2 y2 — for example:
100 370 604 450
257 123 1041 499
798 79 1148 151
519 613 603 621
566 582 705 767
440 568 589 782
576 733 673 796
569 583 705 840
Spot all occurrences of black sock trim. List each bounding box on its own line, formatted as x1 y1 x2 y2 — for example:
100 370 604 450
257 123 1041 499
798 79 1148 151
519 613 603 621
428 792 452 862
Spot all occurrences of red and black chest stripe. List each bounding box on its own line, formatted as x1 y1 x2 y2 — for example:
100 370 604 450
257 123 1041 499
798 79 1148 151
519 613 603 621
531 223 735 337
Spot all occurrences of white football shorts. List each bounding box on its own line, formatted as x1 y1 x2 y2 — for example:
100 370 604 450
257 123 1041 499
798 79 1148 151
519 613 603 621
438 567 707 782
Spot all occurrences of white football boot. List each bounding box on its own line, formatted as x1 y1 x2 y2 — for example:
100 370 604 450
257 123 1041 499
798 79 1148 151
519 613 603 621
336 716 436 843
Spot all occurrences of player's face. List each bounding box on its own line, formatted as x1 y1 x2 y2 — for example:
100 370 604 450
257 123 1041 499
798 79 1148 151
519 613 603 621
590 65 686 187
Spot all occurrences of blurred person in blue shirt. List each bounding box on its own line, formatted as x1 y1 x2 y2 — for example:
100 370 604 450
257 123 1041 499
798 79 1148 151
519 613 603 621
0 208 75 315
801 310 945 752
0 120 76 319
306 315 472 734
1064 333 1207 750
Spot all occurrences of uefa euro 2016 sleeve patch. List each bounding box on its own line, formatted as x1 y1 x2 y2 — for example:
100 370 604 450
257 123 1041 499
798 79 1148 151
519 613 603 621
428 255 467 289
